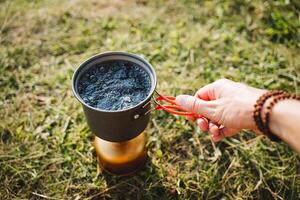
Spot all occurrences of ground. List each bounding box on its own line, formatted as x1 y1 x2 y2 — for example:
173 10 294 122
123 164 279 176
0 0 300 199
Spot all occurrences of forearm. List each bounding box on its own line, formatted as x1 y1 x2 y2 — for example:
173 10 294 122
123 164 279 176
268 100 300 153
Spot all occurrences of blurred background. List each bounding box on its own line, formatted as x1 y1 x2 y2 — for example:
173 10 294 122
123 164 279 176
0 0 299 199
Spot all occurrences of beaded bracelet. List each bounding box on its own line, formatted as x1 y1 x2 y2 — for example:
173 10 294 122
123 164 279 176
253 90 288 141
263 93 300 141
253 90 291 141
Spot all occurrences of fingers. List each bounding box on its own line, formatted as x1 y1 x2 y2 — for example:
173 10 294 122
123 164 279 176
209 122 220 138
194 79 232 100
187 91 204 122
211 127 239 142
195 118 239 142
221 127 239 137
196 117 209 131
175 95 217 119
195 83 216 101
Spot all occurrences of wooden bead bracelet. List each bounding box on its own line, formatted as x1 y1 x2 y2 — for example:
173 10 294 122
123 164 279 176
253 90 300 142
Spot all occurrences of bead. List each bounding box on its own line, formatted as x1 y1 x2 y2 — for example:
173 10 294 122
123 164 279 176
253 90 295 142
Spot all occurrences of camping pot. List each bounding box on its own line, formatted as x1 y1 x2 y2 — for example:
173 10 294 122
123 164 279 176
72 52 157 142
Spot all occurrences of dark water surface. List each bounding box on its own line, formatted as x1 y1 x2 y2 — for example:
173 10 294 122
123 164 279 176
78 61 151 111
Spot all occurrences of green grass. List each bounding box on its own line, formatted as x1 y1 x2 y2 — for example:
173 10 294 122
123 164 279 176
0 0 300 199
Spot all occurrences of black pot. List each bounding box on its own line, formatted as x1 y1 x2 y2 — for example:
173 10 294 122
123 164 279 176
72 52 157 142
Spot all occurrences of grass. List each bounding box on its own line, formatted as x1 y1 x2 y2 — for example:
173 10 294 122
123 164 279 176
0 0 300 199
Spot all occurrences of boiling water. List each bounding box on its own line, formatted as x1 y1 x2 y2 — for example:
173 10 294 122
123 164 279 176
78 60 151 111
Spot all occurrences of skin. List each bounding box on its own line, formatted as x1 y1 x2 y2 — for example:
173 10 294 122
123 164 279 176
175 79 300 154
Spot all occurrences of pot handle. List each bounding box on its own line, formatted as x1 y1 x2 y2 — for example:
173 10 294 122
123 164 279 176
131 100 152 120
142 90 203 119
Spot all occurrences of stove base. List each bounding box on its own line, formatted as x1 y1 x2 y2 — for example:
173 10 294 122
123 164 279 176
94 132 147 176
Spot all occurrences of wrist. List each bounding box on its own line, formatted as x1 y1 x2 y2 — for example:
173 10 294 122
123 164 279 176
269 99 300 139
253 90 299 141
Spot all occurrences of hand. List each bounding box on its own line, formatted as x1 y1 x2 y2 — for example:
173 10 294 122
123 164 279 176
175 79 266 142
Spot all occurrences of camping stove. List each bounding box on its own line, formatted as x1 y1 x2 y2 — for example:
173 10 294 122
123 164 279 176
72 52 156 175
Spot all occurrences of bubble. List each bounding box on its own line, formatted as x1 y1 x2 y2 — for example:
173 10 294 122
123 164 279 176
78 61 151 111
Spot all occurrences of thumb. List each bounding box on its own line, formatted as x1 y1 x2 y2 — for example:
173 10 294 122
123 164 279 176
175 95 217 119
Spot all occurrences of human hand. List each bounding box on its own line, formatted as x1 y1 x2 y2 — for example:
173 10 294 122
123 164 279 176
175 79 266 142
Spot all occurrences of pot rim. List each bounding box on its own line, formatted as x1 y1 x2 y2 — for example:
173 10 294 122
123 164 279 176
72 51 157 114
